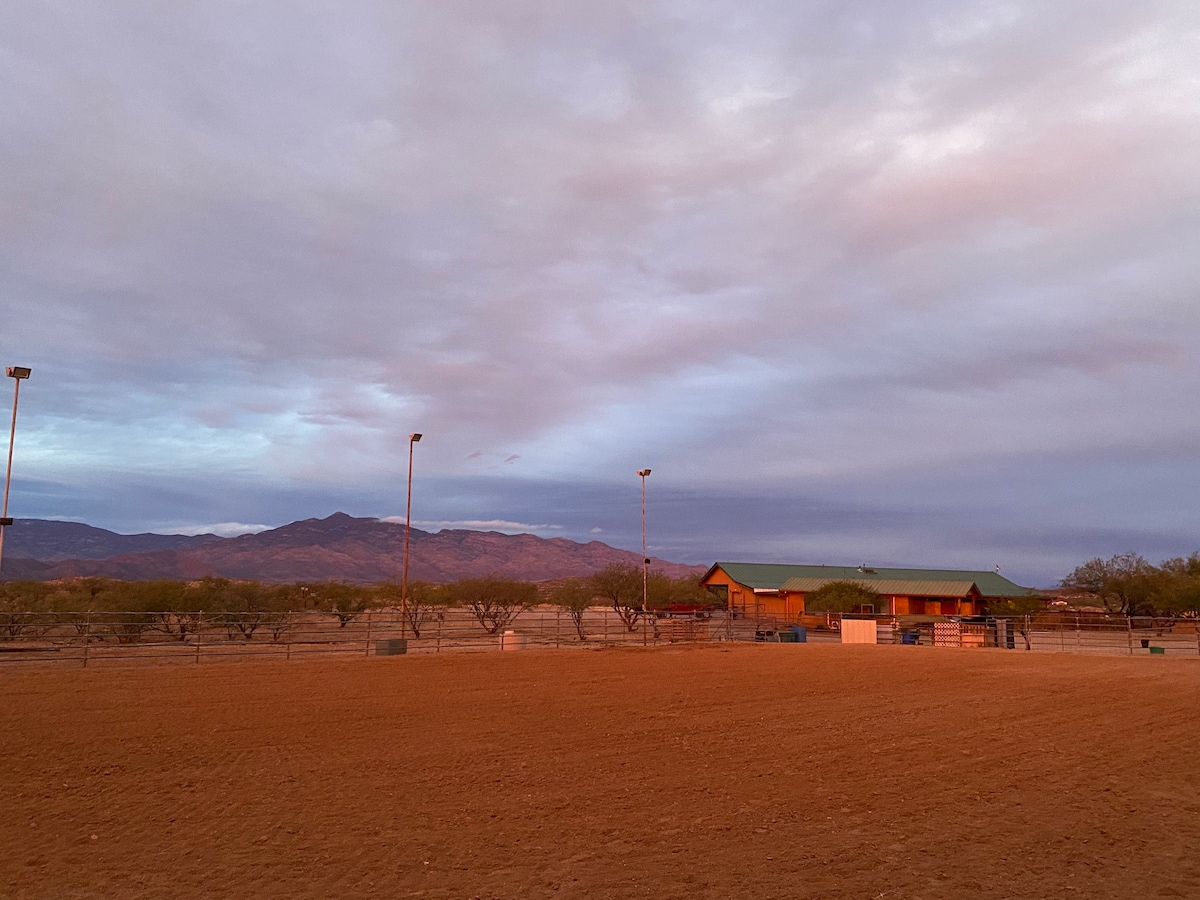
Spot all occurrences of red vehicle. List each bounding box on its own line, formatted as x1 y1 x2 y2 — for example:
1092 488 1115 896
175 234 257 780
655 603 718 619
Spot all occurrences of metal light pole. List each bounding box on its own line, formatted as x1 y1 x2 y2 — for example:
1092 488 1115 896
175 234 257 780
402 432 422 639
638 468 651 646
0 367 31 581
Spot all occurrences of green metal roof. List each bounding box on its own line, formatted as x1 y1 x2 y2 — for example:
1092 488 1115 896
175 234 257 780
706 562 1037 597
780 577 980 597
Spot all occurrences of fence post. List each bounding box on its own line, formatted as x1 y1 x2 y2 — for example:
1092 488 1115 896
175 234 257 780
82 611 91 668
195 611 203 664
1059 618 1065 651
1127 617 1134 656
365 609 373 658
436 610 442 653
285 616 293 661
555 607 560 649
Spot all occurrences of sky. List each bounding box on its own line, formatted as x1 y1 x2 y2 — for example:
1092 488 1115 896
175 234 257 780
2 1 1199 587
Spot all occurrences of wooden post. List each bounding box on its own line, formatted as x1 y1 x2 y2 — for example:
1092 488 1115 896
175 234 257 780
82 611 91 668
365 609 373 657
555 607 560 649
195 611 203 664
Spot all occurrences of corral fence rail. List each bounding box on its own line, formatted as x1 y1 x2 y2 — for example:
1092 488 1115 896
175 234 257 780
1 608 1195 669
0 606 738 668
749 611 1200 656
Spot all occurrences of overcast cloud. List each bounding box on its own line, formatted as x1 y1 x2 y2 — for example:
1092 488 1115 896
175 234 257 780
3 1 1199 585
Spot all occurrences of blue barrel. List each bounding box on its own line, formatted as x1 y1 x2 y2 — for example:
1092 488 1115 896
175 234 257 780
791 625 807 643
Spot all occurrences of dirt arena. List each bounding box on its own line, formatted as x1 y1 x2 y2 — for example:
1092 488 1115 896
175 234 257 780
2 645 1198 899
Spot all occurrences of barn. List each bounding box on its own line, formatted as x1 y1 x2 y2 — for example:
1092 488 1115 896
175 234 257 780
700 562 1038 619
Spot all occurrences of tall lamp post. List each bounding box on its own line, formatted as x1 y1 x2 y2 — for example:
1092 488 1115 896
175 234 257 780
402 432 422 639
637 468 651 646
0 366 31 580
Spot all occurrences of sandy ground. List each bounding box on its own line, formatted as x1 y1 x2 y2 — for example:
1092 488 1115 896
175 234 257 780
1 644 1198 899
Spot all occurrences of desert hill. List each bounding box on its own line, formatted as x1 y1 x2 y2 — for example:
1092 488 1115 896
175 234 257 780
2 513 704 584
2 518 219 561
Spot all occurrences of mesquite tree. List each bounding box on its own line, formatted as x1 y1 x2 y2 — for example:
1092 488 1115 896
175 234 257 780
805 581 882 614
451 577 537 634
548 578 595 641
589 563 644 631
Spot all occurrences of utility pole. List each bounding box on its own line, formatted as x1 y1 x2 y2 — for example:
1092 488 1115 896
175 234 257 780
638 468 651 646
402 432 422 640
0 367 32 579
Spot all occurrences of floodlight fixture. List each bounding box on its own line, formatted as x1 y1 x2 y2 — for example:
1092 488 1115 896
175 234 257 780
410 433 422 442
6 367 30 380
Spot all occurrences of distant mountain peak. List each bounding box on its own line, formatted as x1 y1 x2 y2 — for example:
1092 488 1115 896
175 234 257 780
1 519 219 563
3 515 705 584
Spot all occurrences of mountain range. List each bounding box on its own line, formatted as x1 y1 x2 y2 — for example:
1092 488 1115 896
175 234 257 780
0 514 705 584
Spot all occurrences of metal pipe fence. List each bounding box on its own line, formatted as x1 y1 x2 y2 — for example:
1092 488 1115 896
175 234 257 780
749 611 1200 656
1 607 1195 669
0 606 739 669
